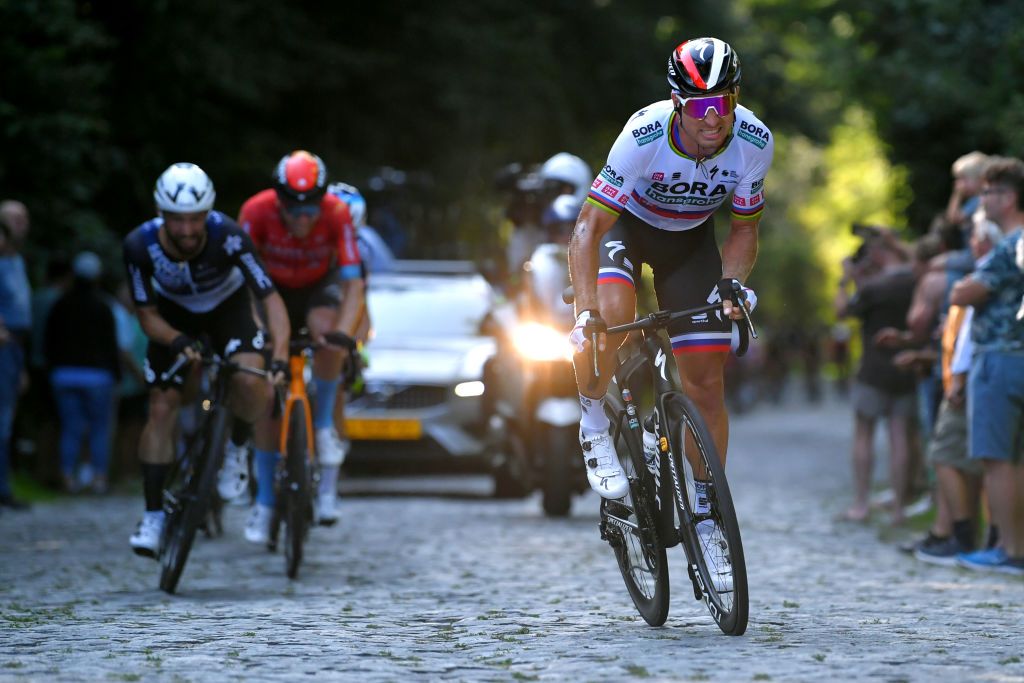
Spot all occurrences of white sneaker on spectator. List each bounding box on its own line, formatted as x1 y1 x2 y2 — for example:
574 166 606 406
217 440 250 502
579 429 629 499
130 511 165 559
244 504 273 545
696 519 733 592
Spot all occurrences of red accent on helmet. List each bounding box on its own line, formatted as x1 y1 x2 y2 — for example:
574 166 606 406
273 150 327 204
678 43 708 90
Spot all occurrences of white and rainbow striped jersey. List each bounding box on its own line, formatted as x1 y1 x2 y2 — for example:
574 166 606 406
587 100 774 231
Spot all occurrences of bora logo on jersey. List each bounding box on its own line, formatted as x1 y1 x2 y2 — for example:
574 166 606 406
632 121 664 146
601 165 624 187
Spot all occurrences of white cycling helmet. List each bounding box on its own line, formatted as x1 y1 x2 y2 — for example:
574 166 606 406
154 163 215 213
539 153 593 205
327 182 367 227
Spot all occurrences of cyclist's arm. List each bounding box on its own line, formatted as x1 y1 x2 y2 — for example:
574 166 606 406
721 216 760 284
567 202 619 315
334 277 365 338
136 305 186 347
262 290 290 362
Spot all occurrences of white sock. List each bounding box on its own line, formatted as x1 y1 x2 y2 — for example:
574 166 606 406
319 465 340 498
579 394 610 437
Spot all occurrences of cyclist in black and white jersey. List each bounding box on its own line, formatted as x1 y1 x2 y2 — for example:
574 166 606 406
568 38 774 591
123 163 290 557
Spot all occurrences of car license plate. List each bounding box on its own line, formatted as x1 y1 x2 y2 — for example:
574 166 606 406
345 418 423 440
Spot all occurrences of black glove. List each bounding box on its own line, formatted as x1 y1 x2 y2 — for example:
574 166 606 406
170 334 202 357
718 278 745 305
269 359 290 383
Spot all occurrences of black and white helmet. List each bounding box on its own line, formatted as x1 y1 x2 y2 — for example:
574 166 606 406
153 163 216 213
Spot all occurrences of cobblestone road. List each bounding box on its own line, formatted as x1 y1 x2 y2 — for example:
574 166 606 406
1 397 1022 682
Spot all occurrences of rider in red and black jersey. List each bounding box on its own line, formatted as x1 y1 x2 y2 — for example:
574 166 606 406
236 151 365 539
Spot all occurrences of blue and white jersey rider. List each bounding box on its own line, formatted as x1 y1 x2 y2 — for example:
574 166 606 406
124 211 275 313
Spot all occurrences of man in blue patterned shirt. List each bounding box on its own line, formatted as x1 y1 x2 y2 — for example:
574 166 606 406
950 156 1024 575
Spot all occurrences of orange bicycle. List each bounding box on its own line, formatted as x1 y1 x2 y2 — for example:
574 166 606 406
269 330 353 579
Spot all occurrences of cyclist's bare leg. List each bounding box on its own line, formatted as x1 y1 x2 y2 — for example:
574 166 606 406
675 351 728 476
139 387 184 466
571 282 635 399
225 351 272 423
307 306 345 384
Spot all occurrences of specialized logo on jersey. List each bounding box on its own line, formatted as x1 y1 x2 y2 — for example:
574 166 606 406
737 120 770 149
600 165 624 187
632 121 664 146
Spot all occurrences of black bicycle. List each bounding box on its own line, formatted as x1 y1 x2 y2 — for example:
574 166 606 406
576 282 755 635
158 351 267 594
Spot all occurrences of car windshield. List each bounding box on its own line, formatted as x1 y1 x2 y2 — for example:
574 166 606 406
368 273 494 338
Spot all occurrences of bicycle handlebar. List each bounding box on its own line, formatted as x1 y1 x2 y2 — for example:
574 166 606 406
561 284 759 386
159 351 269 384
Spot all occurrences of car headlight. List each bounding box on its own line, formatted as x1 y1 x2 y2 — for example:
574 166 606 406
512 322 574 362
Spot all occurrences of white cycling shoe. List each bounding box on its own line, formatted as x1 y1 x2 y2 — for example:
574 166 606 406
217 440 250 502
130 511 165 559
579 429 629 499
314 490 339 526
315 427 349 467
244 504 273 545
696 519 733 592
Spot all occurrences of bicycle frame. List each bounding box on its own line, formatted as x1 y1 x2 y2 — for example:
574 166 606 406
278 352 314 459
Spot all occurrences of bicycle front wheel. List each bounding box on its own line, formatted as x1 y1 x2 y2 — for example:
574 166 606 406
160 407 230 594
283 404 311 579
664 393 748 635
602 400 670 626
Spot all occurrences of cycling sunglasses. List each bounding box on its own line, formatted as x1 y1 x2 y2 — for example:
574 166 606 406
675 91 737 120
283 202 321 217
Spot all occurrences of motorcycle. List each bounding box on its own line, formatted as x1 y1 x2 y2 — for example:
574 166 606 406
486 241 586 516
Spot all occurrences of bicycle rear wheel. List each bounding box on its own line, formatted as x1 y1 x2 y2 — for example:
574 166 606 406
160 408 230 594
601 402 670 626
283 404 311 579
664 393 748 635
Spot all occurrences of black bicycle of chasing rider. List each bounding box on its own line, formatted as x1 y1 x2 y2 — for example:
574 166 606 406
158 349 267 594
574 281 755 635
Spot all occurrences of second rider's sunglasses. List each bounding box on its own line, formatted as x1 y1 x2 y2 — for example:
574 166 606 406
283 202 321 217
675 91 737 120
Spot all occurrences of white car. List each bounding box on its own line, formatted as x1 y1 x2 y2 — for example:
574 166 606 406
345 261 497 463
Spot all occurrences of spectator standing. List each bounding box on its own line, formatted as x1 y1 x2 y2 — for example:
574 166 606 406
0 201 32 509
944 151 989 229
835 234 918 524
913 216 1003 563
950 157 1024 574
44 252 120 494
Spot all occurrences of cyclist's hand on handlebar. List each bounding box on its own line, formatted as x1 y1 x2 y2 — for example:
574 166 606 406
570 310 607 354
719 279 756 320
170 334 203 363
268 358 290 386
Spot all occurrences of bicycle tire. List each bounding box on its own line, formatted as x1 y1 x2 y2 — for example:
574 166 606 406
541 425 574 517
160 407 230 594
602 402 670 626
284 404 310 579
663 393 748 635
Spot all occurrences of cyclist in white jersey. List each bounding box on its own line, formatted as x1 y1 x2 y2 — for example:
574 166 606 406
568 38 774 511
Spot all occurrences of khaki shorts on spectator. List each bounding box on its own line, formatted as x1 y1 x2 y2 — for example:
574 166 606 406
927 398 982 475
852 381 916 420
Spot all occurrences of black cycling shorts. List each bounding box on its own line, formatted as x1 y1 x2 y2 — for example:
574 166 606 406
144 287 268 389
277 271 343 336
597 211 731 354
